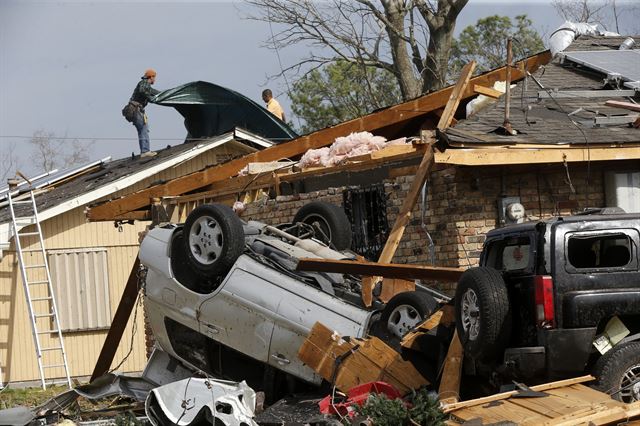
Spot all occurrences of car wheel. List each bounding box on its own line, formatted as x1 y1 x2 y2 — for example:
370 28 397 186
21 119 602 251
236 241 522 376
592 341 640 402
381 292 439 339
455 267 511 360
183 204 245 278
292 201 352 251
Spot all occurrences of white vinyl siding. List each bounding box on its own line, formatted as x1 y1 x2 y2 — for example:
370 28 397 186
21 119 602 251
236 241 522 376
48 248 111 332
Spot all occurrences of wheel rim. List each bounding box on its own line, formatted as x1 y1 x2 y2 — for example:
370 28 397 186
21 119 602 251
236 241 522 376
387 304 422 338
301 213 332 241
619 363 640 402
188 215 224 265
461 289 481 341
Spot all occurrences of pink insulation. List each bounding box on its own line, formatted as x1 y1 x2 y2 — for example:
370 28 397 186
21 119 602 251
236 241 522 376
299 132 406 168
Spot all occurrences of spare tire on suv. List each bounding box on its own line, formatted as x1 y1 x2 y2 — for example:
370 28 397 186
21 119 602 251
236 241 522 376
292 201 352 251
455 267 511 360
183 204 245 278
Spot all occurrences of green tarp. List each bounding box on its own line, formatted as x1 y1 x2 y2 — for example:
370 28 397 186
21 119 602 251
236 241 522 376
153 81 297 143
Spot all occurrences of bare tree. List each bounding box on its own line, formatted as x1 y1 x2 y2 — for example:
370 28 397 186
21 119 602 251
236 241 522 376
551 0 633 33
29 130 92 173
0 141 21 182
246 0 469 100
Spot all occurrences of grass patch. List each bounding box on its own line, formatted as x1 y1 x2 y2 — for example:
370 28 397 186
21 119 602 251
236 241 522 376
0 385 68 410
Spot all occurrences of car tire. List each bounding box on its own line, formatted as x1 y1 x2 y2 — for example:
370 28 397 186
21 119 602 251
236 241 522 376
455 267 511 360
183 204 245 278
592 341 640 402
381 291 439 339
292 201 352 251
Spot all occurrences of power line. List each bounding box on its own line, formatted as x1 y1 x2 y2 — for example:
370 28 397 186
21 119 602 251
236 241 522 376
0 135 189 141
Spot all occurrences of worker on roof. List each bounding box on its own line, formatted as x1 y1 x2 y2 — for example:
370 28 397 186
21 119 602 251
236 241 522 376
261 89 286 123
128 69 161 158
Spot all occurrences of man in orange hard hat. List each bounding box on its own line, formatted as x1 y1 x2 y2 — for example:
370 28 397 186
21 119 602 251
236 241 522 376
128 69 160 157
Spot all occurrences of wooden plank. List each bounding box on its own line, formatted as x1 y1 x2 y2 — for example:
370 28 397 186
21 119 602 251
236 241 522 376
91 257 140 382
473 84 503 99
379 278 415 302
295 258 464 282
434 146 640 166
438 331 463 404
297 322 428 395
605 100 640 112
360 63 477 305
442 375 595 413
400 306 450 350
87 51 551 221
168 145 429 206
109 210 151 221
437 62 477 130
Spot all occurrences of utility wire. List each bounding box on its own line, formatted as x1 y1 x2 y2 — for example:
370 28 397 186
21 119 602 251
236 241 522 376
266 4 302 129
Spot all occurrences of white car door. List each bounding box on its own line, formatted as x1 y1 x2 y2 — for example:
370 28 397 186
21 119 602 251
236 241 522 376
197 256 280 363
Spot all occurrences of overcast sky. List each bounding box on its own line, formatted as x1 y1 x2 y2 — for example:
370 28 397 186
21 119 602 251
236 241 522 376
0 0 637 177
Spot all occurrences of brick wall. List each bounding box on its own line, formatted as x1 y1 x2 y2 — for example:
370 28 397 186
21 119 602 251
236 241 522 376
239 162 606 278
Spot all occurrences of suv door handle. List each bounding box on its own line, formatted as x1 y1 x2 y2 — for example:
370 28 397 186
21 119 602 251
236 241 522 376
271 354 291 365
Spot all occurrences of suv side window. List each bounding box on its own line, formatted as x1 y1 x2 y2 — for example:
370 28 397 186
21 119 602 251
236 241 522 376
565 231 637 271
483 235 532 272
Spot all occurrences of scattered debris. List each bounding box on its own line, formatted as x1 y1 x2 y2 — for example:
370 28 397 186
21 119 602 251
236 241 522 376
297 322 429 395
145 377 258 426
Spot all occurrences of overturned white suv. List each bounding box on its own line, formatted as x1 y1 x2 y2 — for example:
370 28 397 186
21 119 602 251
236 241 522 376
140 202 439 394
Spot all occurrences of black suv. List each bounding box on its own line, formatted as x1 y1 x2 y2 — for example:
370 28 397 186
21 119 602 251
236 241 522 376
454 211 640 402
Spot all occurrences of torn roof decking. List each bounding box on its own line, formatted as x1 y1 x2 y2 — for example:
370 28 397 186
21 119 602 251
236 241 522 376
86 51 551 222
442 35 640 150
0 130 271 244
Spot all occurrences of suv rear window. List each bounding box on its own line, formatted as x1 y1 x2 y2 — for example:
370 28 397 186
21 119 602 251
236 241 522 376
484 235 532 272
567 233 633 269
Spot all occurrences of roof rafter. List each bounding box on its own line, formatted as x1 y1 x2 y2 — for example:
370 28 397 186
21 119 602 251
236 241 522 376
87 51 551 222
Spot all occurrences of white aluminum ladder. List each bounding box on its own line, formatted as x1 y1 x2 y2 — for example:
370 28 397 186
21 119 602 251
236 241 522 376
7 189 72 389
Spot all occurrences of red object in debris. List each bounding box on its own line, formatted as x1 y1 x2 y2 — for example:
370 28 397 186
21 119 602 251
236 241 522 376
319 381 402 417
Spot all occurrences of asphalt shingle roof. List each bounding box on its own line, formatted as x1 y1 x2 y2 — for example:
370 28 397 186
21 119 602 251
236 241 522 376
444 35 640 146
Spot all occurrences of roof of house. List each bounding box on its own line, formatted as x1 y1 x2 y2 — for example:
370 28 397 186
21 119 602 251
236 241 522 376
0 129 272 244
443 35 640 147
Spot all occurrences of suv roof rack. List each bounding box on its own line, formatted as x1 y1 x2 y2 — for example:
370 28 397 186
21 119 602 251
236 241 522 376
574 207 626 216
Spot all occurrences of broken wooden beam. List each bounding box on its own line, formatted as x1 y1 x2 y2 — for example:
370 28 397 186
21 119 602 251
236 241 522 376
91 257 140 382
295 258 465 282
297 322 429 395
438 330 463 404
442 375 595 413
438 62 477 130
166 144 429 206
473 84 503 99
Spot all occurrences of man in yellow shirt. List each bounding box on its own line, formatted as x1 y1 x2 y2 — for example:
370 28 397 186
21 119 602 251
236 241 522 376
262 89 286 122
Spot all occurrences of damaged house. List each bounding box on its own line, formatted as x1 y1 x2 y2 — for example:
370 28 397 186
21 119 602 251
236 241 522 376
90 35 639 278
0 128 282 388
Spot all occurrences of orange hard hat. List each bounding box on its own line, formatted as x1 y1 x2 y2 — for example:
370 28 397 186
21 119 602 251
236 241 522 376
144 69 157 78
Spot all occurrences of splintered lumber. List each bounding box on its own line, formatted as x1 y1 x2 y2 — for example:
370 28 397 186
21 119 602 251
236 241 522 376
605 100 640 112
295 258 465 282
437 61 477 130
87 51 550 221
379 278 415 302
401 305 455 350
445 379 640 425
438 330 464 404
443 376 595 413
473 84 503 99
359 62 476 306
298 322 428 395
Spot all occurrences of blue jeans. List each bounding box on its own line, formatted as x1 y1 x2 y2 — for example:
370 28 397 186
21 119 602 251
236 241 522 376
133 111 150 153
